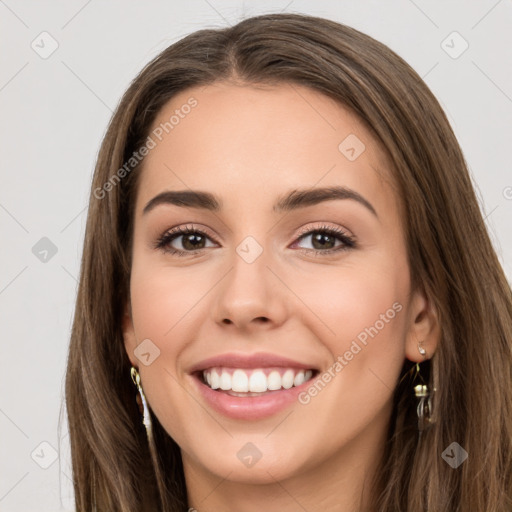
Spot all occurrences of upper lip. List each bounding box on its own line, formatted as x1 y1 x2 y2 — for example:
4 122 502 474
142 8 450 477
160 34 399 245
189 352 317 373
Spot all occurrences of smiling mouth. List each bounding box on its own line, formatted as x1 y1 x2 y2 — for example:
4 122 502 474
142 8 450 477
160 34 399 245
196 367 318 396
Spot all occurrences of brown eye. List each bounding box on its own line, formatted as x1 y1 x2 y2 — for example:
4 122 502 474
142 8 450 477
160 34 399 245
293 225 356 255
155 226 217 256
178 232 208 251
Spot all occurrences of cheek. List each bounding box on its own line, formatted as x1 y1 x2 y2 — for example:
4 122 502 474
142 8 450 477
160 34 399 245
292 258 408 352
130 262 204 343
290 256 409 413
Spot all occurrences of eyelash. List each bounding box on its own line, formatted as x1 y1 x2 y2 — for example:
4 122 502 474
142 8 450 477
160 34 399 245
154 223 356 257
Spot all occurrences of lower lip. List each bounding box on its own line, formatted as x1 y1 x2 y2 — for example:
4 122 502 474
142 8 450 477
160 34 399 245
191 373 316 420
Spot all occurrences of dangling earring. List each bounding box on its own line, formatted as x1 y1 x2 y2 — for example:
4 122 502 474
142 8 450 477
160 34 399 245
414 371 432 432
413 341 434 434
398 341 436 437
130 367 165 504
130 366 153 444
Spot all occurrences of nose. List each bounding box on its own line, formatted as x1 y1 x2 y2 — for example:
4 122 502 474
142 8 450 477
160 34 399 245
212 242 289 332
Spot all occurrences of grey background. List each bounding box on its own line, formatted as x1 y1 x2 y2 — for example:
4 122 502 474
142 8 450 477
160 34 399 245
1 1 511 510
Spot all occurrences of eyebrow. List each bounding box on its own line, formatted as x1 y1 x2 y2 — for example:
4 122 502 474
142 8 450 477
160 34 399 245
142 186 377 217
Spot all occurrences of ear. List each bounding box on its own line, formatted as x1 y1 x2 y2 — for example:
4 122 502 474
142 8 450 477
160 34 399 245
404 287 440 362
122 301 139 367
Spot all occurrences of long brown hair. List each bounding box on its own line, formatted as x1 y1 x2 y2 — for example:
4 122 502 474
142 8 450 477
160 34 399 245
65 12 512 511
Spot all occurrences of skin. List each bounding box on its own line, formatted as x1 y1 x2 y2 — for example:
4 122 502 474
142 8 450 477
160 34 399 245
123 81 440 511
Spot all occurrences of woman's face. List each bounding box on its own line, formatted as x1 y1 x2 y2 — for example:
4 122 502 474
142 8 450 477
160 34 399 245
123 81 437 488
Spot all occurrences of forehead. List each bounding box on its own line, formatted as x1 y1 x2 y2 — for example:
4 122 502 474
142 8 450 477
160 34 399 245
134 81 397 218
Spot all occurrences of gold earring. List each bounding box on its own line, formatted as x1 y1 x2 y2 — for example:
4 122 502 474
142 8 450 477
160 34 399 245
130 366 153 444
412 362 434 434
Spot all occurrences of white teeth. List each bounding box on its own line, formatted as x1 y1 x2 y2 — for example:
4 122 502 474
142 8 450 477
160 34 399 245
281 369 294 389
293 370 305 387
267 370 282 390
219 371 231 391
202 367 315 393
249 370 268 392
210 369 220 390
231 369 249 392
